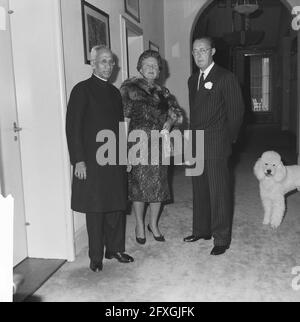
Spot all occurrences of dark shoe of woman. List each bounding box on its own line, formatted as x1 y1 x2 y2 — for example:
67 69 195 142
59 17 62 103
135 227 146 244
136 236 146 244
147 224 165 242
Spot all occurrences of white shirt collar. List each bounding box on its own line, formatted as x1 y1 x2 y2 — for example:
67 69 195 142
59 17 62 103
200 62 215 80
93 74 108 82
197 62 215 90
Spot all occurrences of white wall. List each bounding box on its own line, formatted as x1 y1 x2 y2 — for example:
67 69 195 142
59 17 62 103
140 0 165 59
60 0 165 249
164 0 209 117
61 0 165 93
128 36 143 78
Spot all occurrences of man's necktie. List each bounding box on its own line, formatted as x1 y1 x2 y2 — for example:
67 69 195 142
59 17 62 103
197 72 205 91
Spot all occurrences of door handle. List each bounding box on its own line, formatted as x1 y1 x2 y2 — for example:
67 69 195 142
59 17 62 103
13 122 22 133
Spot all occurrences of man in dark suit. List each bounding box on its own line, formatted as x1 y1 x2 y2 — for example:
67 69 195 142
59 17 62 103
184 37 244 255
66 46 133 272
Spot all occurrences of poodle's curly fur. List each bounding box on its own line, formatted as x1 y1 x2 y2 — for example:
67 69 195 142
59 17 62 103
254 151 300 228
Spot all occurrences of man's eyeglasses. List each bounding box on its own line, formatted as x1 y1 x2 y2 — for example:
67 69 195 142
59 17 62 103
192 48 211 56
94 59 115 66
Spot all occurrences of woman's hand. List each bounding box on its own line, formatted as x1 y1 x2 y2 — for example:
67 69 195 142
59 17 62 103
162 122 171 133
75 161 87 180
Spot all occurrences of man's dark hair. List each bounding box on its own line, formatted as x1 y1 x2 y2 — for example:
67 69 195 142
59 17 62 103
194 36 216 49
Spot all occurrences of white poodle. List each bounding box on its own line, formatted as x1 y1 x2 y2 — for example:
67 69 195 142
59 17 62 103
254 151 300 228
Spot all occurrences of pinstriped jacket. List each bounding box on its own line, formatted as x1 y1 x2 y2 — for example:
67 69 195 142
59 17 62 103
188 64 245 159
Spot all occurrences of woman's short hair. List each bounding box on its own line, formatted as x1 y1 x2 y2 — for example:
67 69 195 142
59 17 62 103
137 50 163 71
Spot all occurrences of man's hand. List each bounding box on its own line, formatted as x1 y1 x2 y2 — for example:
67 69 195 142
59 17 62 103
75 161 87 180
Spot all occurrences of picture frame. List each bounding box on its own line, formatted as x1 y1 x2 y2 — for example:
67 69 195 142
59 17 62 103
81 0 110 64
124 0 140 23
149 41 159 53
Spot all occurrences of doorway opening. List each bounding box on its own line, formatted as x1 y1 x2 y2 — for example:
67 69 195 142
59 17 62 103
235 49 275 124
120 16 144 81
191 0 298 161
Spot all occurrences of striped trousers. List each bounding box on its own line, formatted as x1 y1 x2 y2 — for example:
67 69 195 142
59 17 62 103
86 211 126 262
192 158 233 246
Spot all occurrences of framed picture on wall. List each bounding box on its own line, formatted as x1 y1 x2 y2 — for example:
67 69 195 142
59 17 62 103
124 0 140 23
149 41 159 53
81 0 110 64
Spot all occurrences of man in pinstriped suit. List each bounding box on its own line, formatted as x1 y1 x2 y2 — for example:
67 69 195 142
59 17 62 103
184 37 244 255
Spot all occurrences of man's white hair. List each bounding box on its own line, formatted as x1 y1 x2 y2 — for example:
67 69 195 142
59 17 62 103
90 45 112 61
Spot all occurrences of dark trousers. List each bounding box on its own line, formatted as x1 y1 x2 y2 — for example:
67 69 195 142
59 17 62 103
192 158 233 246
85 211 126 263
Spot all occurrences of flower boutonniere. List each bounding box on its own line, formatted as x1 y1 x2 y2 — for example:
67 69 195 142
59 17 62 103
204 82 213 90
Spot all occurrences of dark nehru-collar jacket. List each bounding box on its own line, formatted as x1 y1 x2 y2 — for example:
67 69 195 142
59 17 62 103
188 64 245 160
66 75 127 213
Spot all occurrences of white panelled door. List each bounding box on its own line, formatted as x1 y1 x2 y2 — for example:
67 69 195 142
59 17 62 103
0 0 27 266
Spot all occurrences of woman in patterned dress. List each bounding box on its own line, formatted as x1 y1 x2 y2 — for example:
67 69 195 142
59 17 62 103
120 50 183 244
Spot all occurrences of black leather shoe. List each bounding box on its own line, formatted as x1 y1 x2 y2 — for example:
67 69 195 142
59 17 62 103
89 260 103 272
183 235 211 242
210 245 229 256
136 237 146 245
147 224 165 242
105 252 134 263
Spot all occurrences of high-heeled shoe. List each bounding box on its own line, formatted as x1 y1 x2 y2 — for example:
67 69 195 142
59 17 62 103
135 227 146 244
147 224 165 242
136 236 146 245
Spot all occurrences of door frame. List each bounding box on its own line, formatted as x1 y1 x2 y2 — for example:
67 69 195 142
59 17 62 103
234 48 276 124
120 15 144 81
